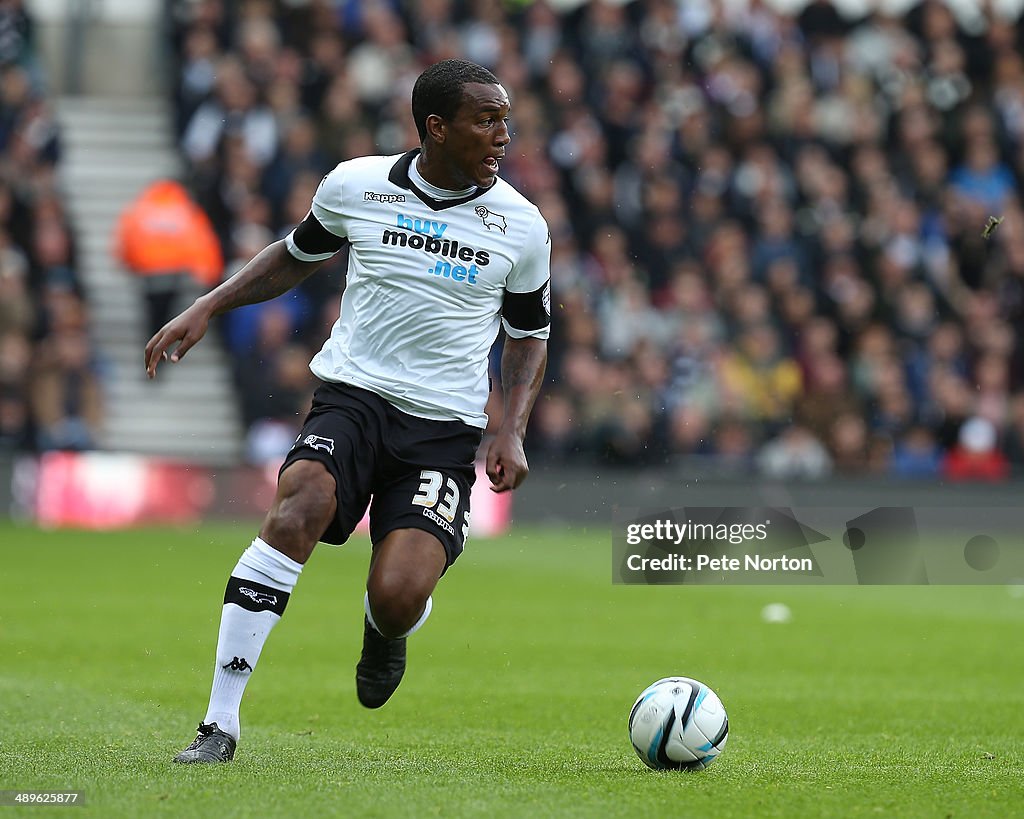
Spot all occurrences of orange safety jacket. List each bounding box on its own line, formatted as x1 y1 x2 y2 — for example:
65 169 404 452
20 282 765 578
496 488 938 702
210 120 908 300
115 179 223 287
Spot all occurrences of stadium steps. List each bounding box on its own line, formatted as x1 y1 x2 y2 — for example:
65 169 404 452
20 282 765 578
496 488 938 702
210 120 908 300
55 96 245 466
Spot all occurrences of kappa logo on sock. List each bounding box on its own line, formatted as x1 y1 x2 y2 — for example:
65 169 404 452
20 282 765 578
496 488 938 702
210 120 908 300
300 434 335 454
222 656 253 672
239 587 278 607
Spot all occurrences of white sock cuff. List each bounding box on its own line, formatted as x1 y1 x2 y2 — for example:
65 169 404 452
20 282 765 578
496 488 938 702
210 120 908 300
363 593 433 638
236 537 303 590
401 595 433 638
364 592 381 634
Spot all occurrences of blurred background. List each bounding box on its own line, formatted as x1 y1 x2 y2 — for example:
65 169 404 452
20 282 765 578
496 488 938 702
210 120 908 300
5 0 1024 530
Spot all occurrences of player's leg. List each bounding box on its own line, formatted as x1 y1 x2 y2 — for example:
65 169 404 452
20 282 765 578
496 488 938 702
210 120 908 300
174 383 382 762
357 434 477 708
200 460 336 729
355 528 447 708
174 460 336 763
366 527 447 637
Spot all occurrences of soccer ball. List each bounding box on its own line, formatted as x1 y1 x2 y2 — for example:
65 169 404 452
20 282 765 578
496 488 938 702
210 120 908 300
628 677 729 771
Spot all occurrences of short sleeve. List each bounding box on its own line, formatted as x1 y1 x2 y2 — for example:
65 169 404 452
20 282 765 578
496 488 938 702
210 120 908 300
284 164 348 262
501 212 551 340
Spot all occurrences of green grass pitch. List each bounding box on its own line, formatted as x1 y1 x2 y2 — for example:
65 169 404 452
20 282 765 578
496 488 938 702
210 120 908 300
1 521 1023 817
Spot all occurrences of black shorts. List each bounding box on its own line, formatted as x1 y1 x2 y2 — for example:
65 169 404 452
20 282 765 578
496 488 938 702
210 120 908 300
280 381 483 571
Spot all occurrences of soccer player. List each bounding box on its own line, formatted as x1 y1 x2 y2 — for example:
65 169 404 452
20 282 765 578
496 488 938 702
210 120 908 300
145 59 550 763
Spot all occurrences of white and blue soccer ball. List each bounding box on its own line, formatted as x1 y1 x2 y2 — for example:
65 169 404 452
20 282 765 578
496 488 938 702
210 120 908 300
628 677 729 771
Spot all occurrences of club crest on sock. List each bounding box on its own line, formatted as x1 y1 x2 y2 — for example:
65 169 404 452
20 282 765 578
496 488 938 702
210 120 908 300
239 587 277 606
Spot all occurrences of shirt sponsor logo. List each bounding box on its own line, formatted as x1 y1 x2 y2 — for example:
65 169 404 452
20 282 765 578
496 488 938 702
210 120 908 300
427 259 478 284
382 214 492 285
365 191 406 204
397 212 447 237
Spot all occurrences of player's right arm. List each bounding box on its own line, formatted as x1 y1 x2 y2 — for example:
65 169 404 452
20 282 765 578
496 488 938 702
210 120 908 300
146 166 350 378
144 240 326 377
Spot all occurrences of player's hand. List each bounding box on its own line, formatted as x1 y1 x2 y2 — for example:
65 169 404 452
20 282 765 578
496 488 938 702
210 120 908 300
144 300 212 378
485 429 529 493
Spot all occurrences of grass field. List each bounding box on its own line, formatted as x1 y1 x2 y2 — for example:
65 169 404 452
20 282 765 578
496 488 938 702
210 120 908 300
1 521 1023 817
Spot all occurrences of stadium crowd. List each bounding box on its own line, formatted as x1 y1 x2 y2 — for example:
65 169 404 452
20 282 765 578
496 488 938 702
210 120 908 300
0 0 102 455
162 0 1024 480
5 0 1017 482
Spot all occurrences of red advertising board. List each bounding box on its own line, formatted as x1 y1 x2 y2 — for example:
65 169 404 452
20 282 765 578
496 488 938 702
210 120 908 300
27 452 512 537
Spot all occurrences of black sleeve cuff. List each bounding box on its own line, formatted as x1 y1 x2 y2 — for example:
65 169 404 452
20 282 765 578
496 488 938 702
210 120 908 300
292 211 347 256
502 280 550 332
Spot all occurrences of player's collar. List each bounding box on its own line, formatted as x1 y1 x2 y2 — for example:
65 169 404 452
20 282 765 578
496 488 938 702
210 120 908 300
389 149 493 212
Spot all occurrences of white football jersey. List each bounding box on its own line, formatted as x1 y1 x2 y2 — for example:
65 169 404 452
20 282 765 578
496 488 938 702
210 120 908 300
285 150 551 428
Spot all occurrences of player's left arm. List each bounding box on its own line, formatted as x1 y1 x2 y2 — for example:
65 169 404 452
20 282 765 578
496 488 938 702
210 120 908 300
487 213 551 493
487 336 548 492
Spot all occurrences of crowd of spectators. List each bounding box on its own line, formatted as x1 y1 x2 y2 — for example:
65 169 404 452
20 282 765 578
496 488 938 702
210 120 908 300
167 0 1024 481
0 0 103 455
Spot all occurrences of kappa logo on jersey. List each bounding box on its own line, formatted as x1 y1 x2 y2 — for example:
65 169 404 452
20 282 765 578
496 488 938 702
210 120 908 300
474 206 507 233
301 434 335 454
364 191 406 204
238 587 277 607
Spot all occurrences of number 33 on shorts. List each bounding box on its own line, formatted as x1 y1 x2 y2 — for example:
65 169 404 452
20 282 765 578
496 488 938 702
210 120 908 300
411 469 471 542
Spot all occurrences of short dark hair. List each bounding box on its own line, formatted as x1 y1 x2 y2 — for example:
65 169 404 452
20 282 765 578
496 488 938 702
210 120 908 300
411 59 500 143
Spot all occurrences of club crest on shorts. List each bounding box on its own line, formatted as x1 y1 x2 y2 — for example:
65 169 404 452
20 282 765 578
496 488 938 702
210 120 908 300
299 434 335 454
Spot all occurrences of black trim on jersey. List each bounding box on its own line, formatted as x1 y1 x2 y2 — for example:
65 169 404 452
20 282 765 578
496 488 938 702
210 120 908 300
388 149 491 212
224 576 290 615
502 280 550 332
293 210 349 256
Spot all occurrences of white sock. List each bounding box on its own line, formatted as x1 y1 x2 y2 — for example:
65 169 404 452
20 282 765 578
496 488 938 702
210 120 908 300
364 592 433 638
202 537 303 741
